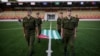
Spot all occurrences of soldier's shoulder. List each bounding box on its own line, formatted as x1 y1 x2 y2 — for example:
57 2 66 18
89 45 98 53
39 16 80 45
61 17 67 22
30 16 35 19
30 16 36 20
71 16 76 19
23 17 27 20
72 16 79 22
23 16 27 19
63 17 68 20
71 16 75 18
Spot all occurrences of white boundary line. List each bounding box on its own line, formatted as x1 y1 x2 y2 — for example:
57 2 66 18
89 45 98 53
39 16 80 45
0 19 100 21
79 19 100 21
0 19 18 22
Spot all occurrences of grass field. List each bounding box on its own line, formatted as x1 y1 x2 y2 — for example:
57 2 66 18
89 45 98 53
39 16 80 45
0 21 100 56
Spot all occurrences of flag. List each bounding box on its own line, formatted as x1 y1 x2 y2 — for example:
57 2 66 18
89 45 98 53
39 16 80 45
38 34 48 39
38 29 61 39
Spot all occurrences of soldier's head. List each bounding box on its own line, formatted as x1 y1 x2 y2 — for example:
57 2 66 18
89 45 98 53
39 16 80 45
27 10 32 16
67 9 72 17
36 12 40 18
59 12 63 18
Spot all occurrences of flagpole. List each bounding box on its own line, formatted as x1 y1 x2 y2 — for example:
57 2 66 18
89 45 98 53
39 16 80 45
46 2 53 56
46 21 53 56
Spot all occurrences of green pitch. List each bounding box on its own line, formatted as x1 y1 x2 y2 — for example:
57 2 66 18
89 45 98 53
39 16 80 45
0 21 100 56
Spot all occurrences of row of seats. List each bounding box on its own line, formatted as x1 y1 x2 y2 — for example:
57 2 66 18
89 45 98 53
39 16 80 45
0 11 100 19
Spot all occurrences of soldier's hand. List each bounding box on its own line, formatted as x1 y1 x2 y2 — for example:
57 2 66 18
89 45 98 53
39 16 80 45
36 34 39 38
74 28 77 39
74 34 76 39
24 34 25 37
61 33 63 38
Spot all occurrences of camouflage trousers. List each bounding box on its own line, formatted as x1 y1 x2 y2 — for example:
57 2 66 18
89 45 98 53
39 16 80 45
25 30 35 56
63 29 75 56
58 29 61 35
38 27 41 43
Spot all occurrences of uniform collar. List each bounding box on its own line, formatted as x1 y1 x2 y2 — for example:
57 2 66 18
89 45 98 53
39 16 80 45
27 16 32 19
67 16 73 20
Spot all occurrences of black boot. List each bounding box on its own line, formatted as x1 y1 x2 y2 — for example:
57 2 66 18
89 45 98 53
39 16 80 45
71 48 75 56
64 47 68 56
38 38 41 43
29 53 32 56
29 50 35 56
64 52 67 56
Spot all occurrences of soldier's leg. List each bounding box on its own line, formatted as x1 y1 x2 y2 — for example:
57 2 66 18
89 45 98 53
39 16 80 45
28 33 35 56
38 28 41 43
69 35 75 56
64 39 67 56
58 29 61 34
64 36 70 56
62 33 64 43
25 33 30 46
58 29 64 43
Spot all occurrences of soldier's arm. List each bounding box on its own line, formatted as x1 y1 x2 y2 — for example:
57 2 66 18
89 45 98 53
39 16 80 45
61 19 64 38
22 18 26 37
74 18 79 39
40 18 42 24
35 20 39 37
23 27 26 37
41 18 42 24
56 19 59 30
61 27 63 38
74 27 77 39
36 27 39 37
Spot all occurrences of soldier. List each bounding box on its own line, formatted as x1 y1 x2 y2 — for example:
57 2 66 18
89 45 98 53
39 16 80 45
22 10 38 56
57 12 64 43
35 12 42 43
57 12 63 34
61 10 79 56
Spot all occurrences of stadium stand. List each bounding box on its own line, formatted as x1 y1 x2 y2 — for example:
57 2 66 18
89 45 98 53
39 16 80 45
0 10 100 19
0 2 100 19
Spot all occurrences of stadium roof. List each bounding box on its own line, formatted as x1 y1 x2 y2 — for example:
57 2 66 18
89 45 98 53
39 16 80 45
1 0 100 2
17 0 100 2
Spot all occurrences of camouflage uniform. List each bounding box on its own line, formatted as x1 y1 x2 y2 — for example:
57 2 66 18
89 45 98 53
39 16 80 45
23 16 36 56
35 17 42 43
61 16 79 56
57 17 64 43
